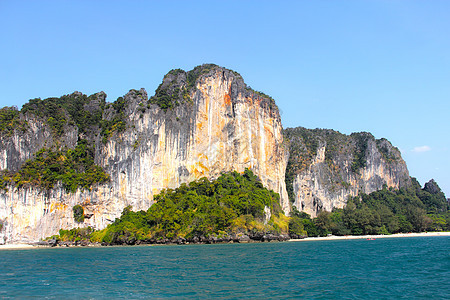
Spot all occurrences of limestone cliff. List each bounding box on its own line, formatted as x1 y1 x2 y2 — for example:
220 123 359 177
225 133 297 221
0 65 415 243
284 127 411 217
0 65 289 243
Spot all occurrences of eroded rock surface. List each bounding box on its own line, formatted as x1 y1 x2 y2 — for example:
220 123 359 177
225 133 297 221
284 128 411 217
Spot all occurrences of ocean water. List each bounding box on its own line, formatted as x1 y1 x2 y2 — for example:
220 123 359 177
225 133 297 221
0 237 449 299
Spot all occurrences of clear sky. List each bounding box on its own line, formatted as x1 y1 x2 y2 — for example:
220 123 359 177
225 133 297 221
1 1 449 196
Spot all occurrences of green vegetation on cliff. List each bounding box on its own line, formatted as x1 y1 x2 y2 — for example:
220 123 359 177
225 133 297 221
284 127 374 175
350 132 369 172
289 177 450 237
51 169 288 244
150 82 190 111
0 139 109 192
149 64 220 111
186 64 219 90
0 92 128 191
22 93 105 136
20 92 128 142
0 106 28 136
73 205 85 223
0 90 132 146
101 96 128 142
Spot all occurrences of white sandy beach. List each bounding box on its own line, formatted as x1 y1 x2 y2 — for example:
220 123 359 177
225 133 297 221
0 244 36 250
289 231 450 242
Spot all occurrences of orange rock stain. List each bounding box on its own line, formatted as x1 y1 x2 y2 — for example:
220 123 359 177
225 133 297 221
50 202 67 213
224 93 232 106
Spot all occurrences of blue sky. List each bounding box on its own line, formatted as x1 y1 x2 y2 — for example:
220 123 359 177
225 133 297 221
1 1 449 196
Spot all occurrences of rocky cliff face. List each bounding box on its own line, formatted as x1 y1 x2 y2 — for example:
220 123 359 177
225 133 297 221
284 128 411 217
0 65 289 243
0 116 78 173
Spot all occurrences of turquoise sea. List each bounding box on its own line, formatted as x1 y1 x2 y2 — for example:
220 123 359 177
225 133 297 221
0 237 449 299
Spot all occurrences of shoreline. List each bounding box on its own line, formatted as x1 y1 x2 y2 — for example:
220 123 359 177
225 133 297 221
0 244 36 250
1 232 449 250
289 231 450 242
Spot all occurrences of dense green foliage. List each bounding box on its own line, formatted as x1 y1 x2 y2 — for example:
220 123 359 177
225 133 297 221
288 209 308 237
73 205 85 223
0 107 28 136
0 174 9 191
20 92 127 142
0 140 109 192
97 169 284 244
22 93 105 136
150 84 189 111
49 227 94 243
290 178 450 237
52 170 287 244
5 91 129 145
